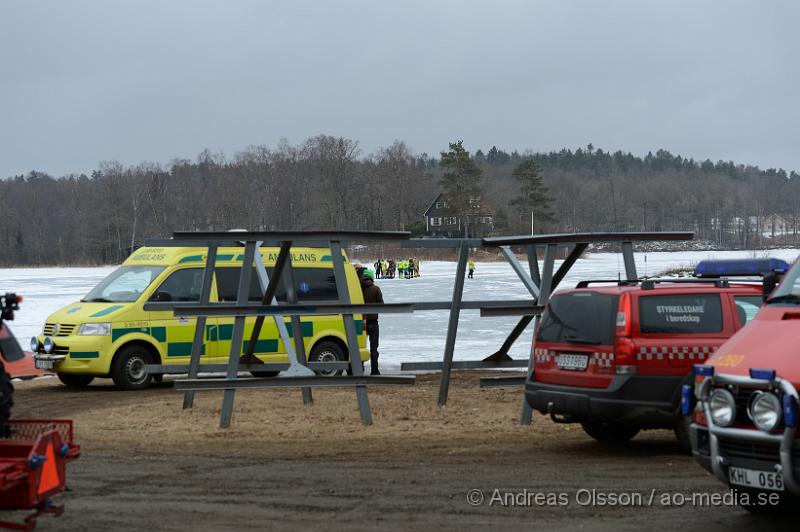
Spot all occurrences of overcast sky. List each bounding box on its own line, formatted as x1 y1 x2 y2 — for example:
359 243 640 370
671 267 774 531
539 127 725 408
1 0 798 177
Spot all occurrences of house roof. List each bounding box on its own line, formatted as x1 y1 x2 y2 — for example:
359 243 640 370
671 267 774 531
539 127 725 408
423 192 444 217
423 193 495 217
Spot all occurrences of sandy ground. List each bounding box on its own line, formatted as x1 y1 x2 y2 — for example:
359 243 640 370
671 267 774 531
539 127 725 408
1 373 792 531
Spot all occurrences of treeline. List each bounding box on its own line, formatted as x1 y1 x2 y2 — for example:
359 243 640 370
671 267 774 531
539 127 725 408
1 137 799 266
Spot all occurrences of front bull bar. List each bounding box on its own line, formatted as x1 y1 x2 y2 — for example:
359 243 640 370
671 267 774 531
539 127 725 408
696 373 800 496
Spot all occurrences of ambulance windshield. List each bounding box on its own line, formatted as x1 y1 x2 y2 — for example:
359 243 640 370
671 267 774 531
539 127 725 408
83 266 165 303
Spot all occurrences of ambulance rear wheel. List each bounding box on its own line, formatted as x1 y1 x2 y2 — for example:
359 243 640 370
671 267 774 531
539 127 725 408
111 346 153 390
308 341 345 377
0 362 13 426
57 373 94 388
580 421 640 443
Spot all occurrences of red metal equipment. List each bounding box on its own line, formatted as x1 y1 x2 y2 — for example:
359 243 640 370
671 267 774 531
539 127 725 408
0 420 80 530
1 293 80 530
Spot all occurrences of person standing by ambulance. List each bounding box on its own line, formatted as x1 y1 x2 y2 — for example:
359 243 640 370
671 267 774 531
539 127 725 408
359 268 384 375
468 258 476 279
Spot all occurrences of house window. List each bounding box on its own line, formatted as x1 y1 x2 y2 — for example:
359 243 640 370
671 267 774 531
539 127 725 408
431 217 442 226
482 216 492 224
468 198 480 209
435 202 443 208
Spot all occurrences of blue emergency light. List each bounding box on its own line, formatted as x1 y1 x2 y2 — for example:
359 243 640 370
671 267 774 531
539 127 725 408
681 384 694 416
693 364 715 377
749 368 777 381
783 395 798 427
694 258 790 278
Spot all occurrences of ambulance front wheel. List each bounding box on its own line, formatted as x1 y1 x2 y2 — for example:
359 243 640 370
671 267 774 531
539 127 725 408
580 421 640 443
308 341 345 377
111 345 154 390
57 373 94 388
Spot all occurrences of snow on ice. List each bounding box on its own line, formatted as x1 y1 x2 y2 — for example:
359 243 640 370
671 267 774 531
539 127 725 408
2 249 798 370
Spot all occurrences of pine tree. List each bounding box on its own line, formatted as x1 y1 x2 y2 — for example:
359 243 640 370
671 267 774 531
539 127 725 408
440 141 482 237
510 159 555 233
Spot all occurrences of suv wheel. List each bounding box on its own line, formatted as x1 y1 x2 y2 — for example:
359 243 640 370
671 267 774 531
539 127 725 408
580 421 640 443
111 345 154 390
308 341 345 377
57 373 95 388
674 415 693 454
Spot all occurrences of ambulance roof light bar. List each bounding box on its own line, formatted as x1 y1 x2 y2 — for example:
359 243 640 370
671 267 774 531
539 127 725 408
693 258 790 278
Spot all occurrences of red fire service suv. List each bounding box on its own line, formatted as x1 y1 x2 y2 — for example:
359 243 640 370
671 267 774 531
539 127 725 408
689 256 800 511
525 259 789 450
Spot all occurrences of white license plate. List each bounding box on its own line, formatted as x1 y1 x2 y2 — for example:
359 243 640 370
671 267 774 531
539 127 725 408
729 466 784 491
35 359 54 370
556 353 589 371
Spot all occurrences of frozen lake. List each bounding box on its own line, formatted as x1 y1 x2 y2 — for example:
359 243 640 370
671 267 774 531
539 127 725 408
2 249 797 369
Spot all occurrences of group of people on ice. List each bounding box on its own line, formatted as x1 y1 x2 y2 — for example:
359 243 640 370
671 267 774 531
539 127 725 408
373 258 420 279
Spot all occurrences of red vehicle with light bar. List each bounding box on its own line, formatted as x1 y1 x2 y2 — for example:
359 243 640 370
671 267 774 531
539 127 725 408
525 259 788 450
688 256 800 512
1 293 80 530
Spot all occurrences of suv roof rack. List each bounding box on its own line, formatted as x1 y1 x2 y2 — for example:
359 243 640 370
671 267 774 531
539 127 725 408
574 278 746 290
575 280 639 288
639 278 730 290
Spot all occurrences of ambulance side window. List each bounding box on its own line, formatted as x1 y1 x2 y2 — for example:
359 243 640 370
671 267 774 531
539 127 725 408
267 268 339 302
734 296 762 326
638 294 723 334
215 267 340 302
215 268 264 302
149 268 204 302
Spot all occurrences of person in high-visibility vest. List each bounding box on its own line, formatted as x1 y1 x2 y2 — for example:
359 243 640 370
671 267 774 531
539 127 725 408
468 258 475 279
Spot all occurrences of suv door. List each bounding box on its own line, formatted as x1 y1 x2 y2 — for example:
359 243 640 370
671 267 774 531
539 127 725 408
633 292 731 376
533 291 620 389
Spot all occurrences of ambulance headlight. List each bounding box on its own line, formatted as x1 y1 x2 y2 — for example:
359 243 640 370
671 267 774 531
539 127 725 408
749 392 782 432
43 337 55 354
78 322 111 336
30 337 39 352
709 388 736 427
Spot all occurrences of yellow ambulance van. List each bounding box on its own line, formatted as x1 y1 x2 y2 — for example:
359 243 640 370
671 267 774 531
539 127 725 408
31 246 368 389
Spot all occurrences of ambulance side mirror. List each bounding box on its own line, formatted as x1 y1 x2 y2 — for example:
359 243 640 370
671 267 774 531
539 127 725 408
151 291 173 302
